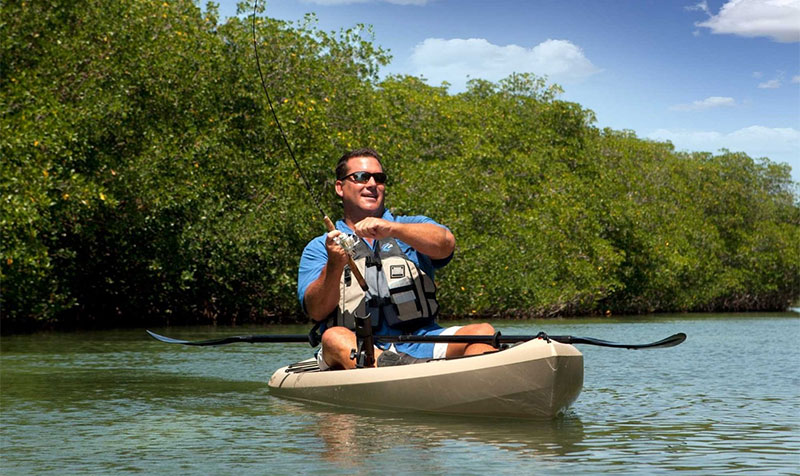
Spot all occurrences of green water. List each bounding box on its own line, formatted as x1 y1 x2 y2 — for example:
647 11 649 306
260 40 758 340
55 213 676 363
2 314 799 474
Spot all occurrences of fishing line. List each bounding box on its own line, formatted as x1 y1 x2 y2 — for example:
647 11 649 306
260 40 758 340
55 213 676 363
251 0 326 219
249 3 394 366
250 1 362 280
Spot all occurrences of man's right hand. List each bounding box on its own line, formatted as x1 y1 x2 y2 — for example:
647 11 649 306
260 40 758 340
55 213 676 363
305 230 350 321
325 230 350 266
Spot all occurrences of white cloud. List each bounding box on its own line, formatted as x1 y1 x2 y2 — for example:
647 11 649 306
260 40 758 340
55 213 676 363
758 79 782 88
752 71 764 78
757 71 786 88
409 38 600 91
647 126 800 179
686 1 711 14
669 96 737 111
792 75 800 83
695 0 800 43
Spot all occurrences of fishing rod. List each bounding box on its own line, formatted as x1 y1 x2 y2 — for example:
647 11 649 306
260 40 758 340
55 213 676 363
250 1 373 365
251 1 325 221
250 0 362 266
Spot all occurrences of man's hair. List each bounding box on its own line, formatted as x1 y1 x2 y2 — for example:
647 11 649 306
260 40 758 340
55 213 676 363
335 148 383 180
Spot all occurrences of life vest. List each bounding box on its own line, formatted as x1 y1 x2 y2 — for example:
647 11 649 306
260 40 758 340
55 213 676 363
327 237 439 332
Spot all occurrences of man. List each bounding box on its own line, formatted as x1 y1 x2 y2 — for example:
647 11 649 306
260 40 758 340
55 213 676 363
297 148 495 370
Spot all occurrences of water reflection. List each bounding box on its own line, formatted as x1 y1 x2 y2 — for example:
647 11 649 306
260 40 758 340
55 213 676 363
271 399 586 467
1 316 798 474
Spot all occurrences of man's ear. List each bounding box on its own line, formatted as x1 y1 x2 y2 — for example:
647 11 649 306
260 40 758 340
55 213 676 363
335 180 344 198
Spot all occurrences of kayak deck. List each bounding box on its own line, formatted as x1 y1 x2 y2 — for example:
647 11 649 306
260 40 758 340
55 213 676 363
268 338 583 419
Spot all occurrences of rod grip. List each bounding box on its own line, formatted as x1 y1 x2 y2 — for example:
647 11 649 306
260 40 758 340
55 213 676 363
323 216 368 292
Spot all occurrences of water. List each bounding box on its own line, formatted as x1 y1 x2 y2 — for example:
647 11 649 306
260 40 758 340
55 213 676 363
2 314 798 474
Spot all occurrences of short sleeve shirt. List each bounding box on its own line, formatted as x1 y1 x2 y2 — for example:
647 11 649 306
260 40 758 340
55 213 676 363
296 209 453 312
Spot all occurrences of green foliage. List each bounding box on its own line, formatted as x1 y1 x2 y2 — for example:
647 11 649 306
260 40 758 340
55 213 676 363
2 0 798 329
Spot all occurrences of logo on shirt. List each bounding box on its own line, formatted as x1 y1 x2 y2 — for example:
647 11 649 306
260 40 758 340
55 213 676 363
381 243 394 252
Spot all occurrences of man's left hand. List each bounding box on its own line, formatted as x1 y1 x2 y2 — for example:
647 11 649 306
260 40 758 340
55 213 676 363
353 217 394 240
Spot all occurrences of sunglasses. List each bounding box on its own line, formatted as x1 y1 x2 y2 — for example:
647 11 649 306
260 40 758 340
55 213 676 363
339 171 387 184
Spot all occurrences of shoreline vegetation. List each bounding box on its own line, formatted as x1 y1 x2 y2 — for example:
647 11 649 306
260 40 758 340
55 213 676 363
2 1 799 332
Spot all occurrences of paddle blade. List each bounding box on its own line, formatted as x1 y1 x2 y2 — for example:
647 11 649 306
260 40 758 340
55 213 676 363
146 330 248 346
645 332 687 349
552 332 687 349
146 330 311 346
147 330 192 344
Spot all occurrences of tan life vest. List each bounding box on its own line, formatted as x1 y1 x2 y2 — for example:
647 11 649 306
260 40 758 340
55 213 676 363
327 237 439 331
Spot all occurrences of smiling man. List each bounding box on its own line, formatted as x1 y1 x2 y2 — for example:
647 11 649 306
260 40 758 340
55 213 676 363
297 148 495 370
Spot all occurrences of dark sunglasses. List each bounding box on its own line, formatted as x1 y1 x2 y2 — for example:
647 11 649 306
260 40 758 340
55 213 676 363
340 171 387 184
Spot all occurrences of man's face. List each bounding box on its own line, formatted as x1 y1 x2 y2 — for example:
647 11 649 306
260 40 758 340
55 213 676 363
335 156 385 215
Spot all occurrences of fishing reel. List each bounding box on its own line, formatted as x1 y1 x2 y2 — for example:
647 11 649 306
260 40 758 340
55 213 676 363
334 233 358 257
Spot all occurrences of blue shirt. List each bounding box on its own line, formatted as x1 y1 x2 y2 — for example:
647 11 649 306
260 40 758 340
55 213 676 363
297 209 452 317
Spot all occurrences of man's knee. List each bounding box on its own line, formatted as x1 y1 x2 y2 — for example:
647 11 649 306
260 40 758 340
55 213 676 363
321 326 356 350
459 322 495 335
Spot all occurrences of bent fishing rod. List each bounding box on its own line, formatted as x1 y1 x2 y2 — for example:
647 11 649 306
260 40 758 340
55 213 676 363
250 0 364 279
251 1 374 365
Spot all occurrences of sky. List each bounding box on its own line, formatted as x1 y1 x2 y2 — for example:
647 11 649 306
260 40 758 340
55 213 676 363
213 0 800 183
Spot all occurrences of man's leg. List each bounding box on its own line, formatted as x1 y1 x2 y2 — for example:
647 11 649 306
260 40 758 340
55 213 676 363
320 326 382 369
445 323 496 358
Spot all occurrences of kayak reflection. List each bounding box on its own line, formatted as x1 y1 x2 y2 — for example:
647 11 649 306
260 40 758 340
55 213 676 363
273 400 586 466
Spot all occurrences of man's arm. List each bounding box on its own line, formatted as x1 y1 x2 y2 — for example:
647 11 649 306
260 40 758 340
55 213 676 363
353 217 455 260
302 230 349 321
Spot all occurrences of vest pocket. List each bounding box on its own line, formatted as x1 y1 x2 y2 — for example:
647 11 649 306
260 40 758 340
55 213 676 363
387 276 422 319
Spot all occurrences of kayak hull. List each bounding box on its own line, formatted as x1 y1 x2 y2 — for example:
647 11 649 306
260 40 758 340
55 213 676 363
268 338 583 419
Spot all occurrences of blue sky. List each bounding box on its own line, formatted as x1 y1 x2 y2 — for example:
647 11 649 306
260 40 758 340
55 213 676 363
214 0 800 182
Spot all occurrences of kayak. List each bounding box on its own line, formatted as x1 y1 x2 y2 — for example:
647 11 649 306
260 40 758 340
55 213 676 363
146 329 682 416
267 338 584 419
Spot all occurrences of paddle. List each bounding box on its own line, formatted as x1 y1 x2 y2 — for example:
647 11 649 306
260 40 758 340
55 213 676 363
146 329 686 350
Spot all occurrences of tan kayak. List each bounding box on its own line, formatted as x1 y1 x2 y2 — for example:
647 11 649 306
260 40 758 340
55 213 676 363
146 329 683 417
268 338 583 419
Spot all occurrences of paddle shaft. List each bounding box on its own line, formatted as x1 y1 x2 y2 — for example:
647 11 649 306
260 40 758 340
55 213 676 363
146 330 686 350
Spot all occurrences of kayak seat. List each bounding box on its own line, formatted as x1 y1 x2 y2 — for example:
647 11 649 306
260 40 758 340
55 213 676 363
377 350 430 367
